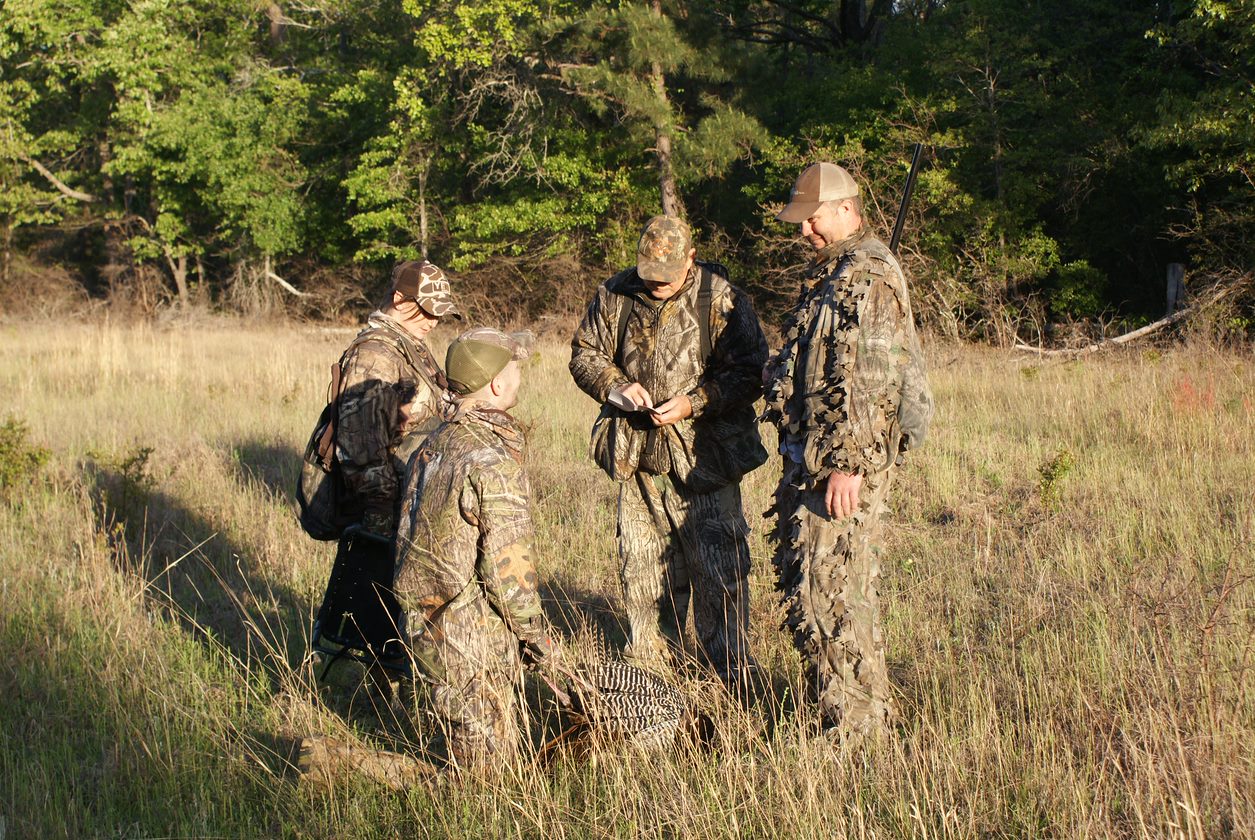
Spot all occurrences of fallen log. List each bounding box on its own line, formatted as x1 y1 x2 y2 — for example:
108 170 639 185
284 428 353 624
1015 284 1239 357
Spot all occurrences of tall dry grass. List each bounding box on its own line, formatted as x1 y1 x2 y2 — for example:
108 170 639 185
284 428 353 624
0 320 1251 838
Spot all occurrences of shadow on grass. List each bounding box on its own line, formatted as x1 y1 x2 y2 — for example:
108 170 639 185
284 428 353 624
83 456 311 690
230 439 302 505
540 570 627 650
0 600 302 837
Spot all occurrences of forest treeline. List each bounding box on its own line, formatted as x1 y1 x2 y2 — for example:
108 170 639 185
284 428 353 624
2 0 1251 339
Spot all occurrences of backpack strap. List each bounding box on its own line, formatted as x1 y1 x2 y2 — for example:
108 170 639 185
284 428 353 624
695 262 716 362
313 331 380 468
604 268 636 368
608 264 718 366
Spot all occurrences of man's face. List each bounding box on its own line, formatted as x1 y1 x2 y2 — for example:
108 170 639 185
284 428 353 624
801 200 859 251
643 249 697 301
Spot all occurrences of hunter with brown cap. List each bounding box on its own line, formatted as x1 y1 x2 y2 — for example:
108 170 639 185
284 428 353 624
395 327 561 768
764 162 933 739
570 216 769 695
311 259 462 678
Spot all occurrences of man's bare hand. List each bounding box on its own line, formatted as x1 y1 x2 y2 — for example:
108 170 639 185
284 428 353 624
651 395 693 427
614 382 653 410
824 471 863 520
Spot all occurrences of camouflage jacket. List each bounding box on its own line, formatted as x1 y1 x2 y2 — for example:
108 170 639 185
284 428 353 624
570 263 768 485
763 229 932 479
335 311 451 528
393 402 546 647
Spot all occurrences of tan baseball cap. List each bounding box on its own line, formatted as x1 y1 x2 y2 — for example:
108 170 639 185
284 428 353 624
776 162 860 223
636 215 692 284
445 328 534 395
391 260 462 319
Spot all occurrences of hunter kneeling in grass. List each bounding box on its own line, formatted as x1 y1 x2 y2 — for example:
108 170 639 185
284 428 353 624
392 327 561 771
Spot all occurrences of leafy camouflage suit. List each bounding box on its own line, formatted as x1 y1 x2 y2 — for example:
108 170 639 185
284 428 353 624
764 227 931 734
394 402 547 768
570 265 768 684
324 311 449 657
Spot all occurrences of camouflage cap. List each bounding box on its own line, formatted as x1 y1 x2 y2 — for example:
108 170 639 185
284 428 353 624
776 162 860 223
445 328 535 395
391 260 462 319
636 216 693 284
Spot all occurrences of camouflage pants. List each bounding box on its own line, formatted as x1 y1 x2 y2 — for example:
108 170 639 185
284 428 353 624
405 598 523 770
618 472 755 685
771 459 895 733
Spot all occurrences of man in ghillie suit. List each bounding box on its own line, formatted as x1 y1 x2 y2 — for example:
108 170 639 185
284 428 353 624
570 215 769 693
313 260 460 667
764 163 933 737
394 328 560 769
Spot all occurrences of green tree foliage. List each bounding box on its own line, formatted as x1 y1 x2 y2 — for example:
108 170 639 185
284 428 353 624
0 0 106 283
1 0 1249 336
552 1 768 218
1146 0 1255 268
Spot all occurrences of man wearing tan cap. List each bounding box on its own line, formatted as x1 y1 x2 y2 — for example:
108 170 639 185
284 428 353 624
311 259 461 682
764 163 933 738
570 216 769 695
395 328 560 769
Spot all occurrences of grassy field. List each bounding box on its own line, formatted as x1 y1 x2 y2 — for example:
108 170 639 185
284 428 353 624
0 320 1251 838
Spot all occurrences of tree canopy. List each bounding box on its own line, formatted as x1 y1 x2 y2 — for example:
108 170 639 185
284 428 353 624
2 0 1250 337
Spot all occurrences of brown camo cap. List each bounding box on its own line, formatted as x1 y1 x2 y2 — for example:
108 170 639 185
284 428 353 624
391 260 462 319
636 215 692 284
445 328 534 395
776 162 860 223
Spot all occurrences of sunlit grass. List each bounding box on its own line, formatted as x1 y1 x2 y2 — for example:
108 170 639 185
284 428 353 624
0 320 1251 838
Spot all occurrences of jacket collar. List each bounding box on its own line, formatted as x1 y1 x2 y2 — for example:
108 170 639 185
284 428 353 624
452 401 526 458
806 227 870 279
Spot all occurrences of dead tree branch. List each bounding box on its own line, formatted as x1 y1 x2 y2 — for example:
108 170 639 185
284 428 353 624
1015 282 1242 357
22 155 98 203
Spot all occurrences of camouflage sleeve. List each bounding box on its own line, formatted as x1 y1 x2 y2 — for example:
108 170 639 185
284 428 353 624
336 340 412 526
688 284 768 419
401 342 456 432
832 270 912 474
570 284 631 403
399 377 440 434
468 456 546 643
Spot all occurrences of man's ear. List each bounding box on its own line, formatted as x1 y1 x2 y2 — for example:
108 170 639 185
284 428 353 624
489 372 504 396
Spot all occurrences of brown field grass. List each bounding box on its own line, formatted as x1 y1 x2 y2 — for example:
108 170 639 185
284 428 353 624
0 320 1251 838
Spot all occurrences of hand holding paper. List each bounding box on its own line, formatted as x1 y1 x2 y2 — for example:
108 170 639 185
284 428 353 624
607 382 656 413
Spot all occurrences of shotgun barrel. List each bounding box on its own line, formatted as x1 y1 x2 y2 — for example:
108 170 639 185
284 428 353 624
889 143 924 254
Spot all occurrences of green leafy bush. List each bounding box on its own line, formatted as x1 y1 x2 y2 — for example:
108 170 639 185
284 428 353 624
0 416 50 497
1049 261 1108 319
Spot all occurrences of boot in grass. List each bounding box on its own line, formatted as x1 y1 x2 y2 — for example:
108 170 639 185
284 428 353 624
297 735 439 791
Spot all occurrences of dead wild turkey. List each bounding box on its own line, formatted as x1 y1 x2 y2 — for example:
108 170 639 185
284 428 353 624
538 658 715 761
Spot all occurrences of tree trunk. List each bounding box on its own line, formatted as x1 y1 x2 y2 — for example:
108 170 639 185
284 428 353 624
651 0 684 219
97 139 134 297
0 221 12 288
267 4 286 44
166 252 190 307
418 161 429 259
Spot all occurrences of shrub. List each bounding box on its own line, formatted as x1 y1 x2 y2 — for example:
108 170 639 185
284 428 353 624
0 416 50 497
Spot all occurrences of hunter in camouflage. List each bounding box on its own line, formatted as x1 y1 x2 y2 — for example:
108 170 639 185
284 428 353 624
765 162 933 737
337 259 461 529
570 216 769 692
313 260 460 669
394 328 560 769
